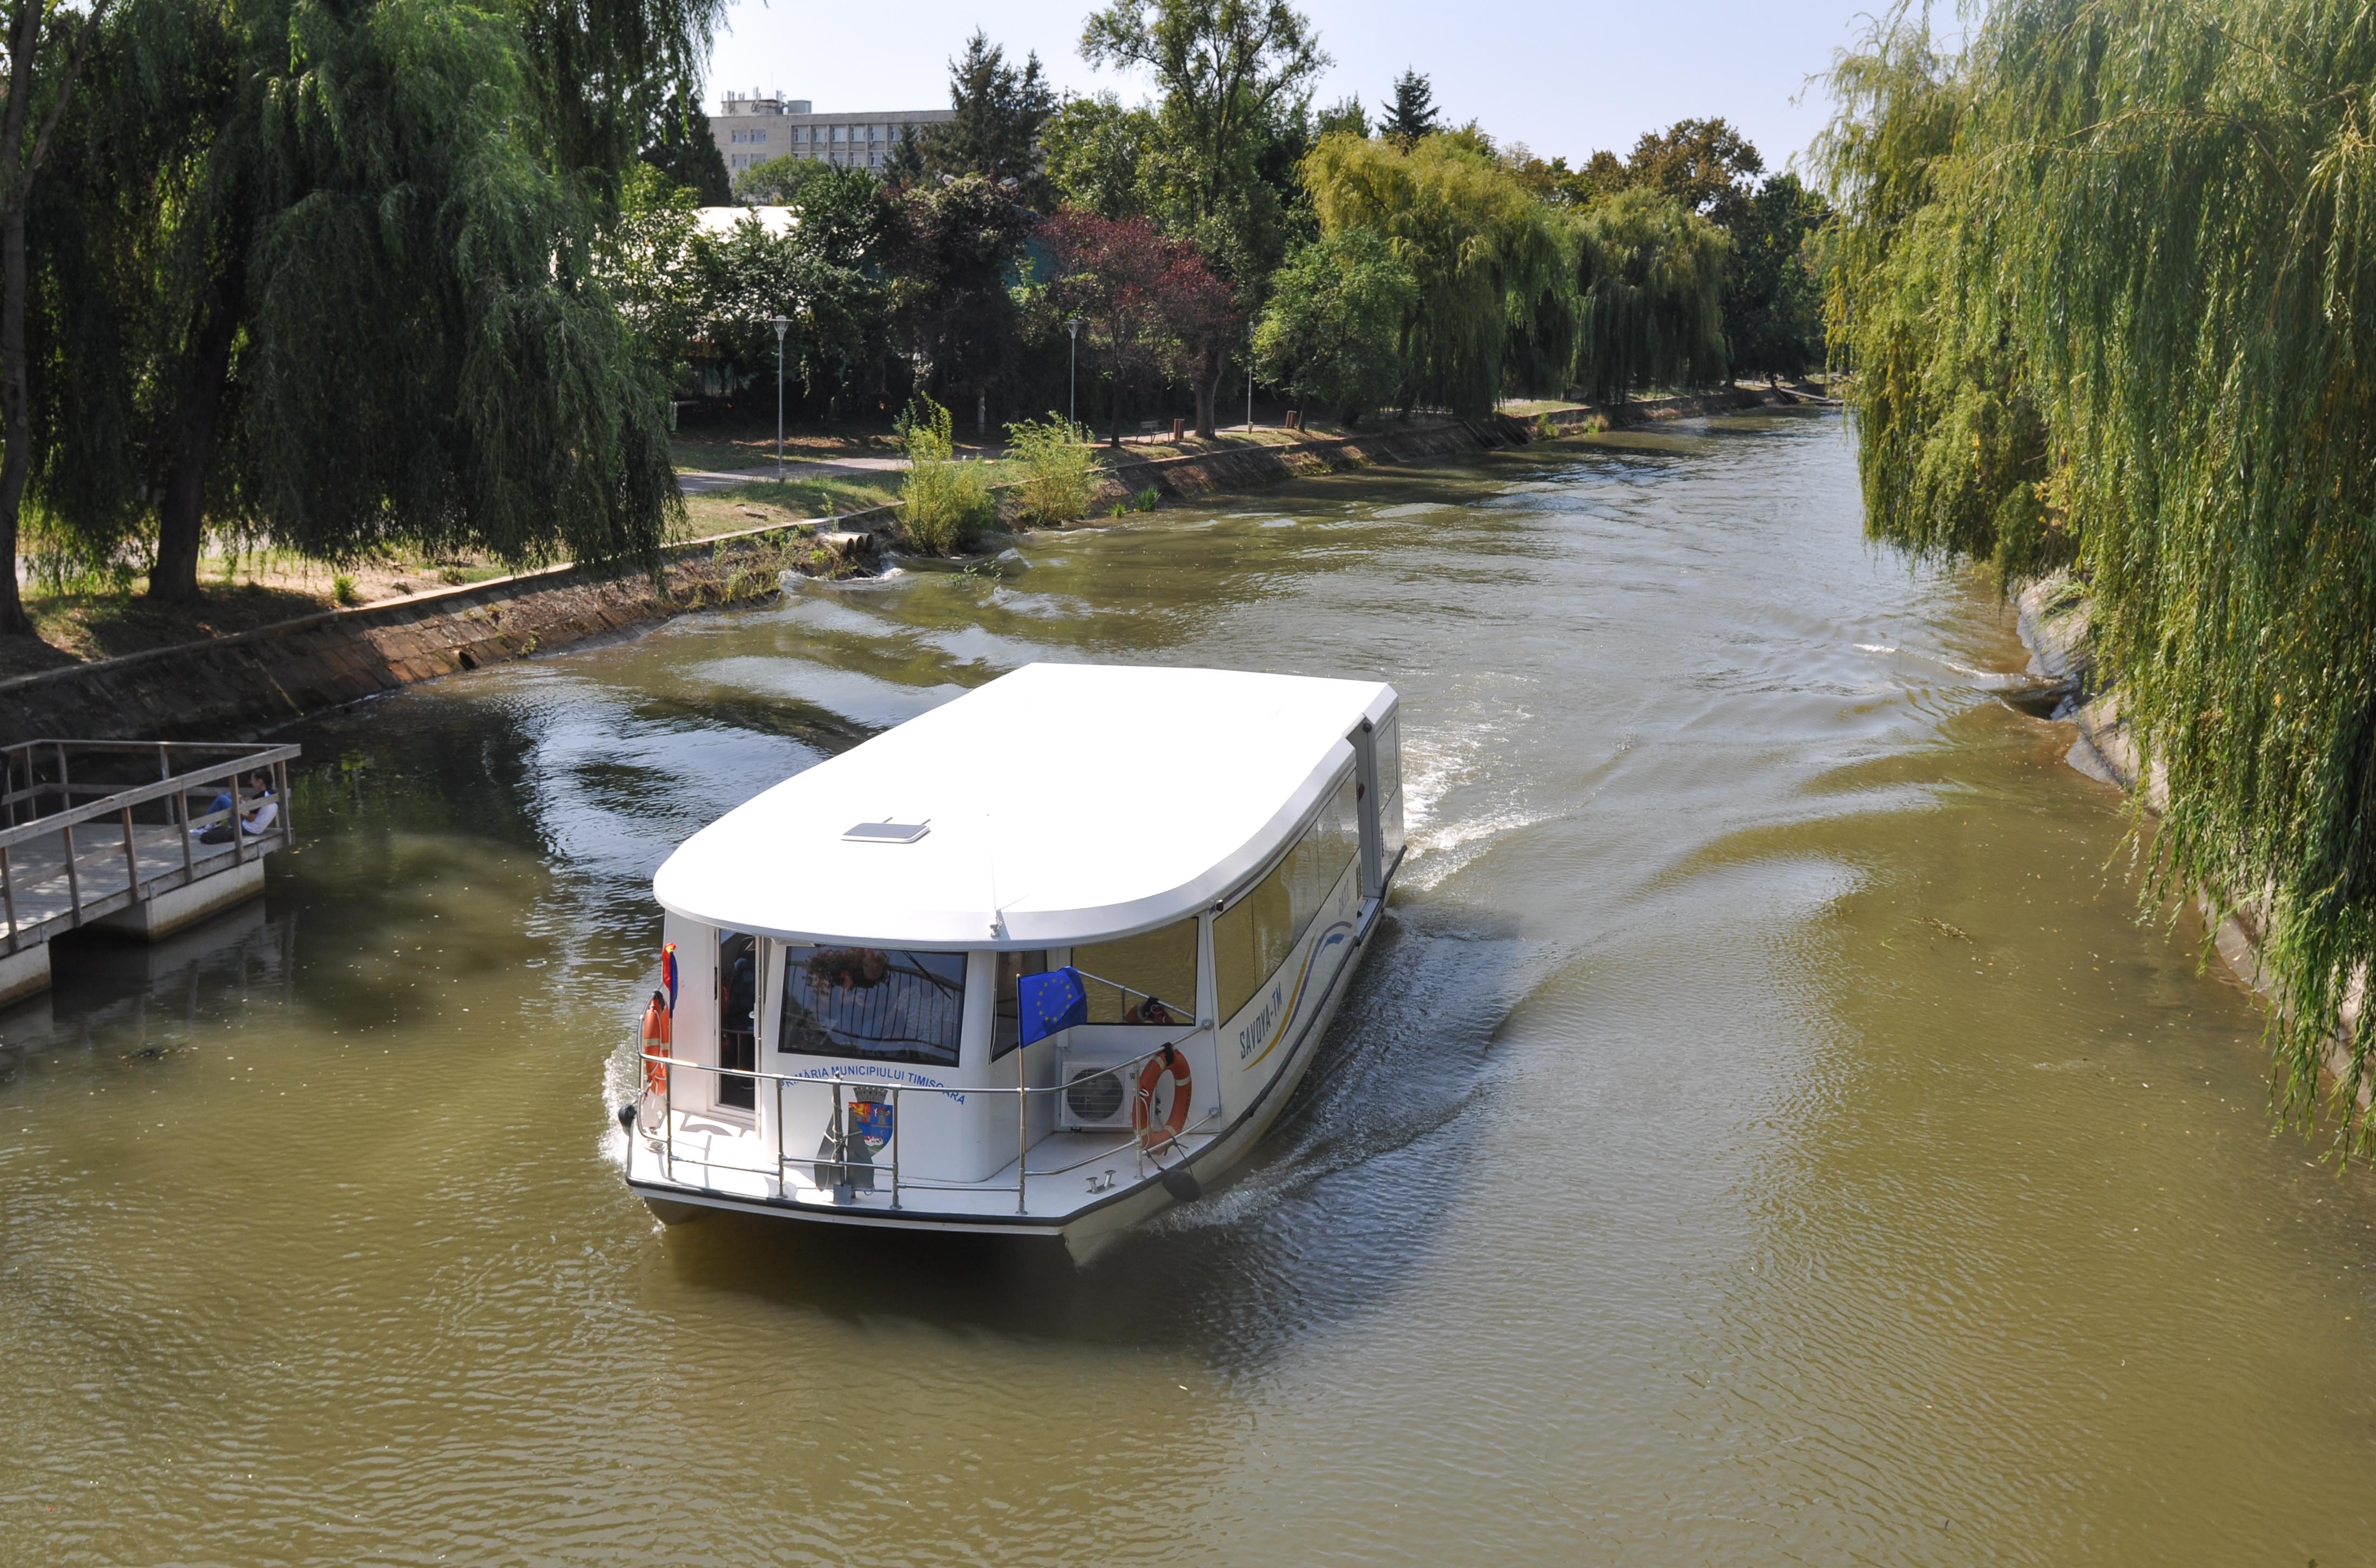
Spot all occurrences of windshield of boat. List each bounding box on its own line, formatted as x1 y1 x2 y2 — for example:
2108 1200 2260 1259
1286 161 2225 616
775 945 968 1067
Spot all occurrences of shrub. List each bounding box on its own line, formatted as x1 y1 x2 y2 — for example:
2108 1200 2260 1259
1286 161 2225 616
1004 414 1098 526
1132 486 1160 512
897 396 996 554
332 573 360 606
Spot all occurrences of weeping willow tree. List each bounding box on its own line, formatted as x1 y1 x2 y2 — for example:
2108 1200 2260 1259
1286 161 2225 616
1569 186 1730 404
22 0 719 604
1300 130 1572 418
1820 0 2376 1152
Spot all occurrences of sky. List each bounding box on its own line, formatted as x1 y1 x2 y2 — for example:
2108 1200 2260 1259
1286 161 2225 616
703 2 1892 176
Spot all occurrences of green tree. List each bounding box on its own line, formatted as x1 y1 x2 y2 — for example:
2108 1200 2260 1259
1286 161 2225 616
910 30 1057 205
1725 172 1827 380
0 0 109 635
1811 0 2376 1151
1571 185 1730 402
641 91 731 205
1254 227 1414 423
1080 0 1326 287
1378 69 1436 147
602 164 708 379
1314 94 1368 141
1078 0 1326 428
1042 92 1155 220
1300 130 1571 417
734 152 840 206
698 165 889 413
1620 117 1764 228
24 0 721 611
886 174 1035 436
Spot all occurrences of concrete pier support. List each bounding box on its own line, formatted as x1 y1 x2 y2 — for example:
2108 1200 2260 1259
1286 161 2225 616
0 942 50 1007
92 859 266 940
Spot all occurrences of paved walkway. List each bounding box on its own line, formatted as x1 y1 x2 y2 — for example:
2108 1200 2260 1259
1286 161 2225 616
677 456 910 495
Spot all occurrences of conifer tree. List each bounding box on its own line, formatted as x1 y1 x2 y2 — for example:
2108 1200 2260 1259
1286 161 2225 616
1379 69 1436 147
912 31 1057 206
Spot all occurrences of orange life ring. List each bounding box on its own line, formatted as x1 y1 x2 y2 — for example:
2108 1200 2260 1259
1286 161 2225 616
1133 1046 1193 1147
640 993 672 1098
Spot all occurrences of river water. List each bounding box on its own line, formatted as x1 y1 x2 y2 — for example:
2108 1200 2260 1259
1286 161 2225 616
5 408 2373 1565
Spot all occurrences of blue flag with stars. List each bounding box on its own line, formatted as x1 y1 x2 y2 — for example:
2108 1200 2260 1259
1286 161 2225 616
1017 966 1088 1047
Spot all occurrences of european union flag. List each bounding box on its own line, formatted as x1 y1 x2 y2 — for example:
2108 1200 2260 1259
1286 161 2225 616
1016 965 1088 1048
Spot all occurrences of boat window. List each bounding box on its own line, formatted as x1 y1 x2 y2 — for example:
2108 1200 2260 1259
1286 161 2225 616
992 949 1050 1060
1374 714 1405 863
1214 772 1361 1020
1074 917 1199 1025
775 945 968 1067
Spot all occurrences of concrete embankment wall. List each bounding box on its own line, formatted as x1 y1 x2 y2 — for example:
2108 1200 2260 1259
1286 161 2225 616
0 386 1804 746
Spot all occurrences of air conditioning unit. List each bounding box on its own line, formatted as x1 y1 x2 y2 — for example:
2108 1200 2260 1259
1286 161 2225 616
1057 1054 1135 1132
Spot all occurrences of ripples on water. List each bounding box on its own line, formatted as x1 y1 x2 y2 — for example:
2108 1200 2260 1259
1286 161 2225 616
4 410 2374 1565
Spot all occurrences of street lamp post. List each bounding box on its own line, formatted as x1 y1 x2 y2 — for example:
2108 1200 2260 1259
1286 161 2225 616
770 314 791 481
1066 316 1084 430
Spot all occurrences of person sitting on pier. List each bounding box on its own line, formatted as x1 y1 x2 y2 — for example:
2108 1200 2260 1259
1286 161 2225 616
197 773 276 844
240 773 279 836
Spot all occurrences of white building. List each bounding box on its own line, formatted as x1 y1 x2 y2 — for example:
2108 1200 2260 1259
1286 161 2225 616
714 91 954 176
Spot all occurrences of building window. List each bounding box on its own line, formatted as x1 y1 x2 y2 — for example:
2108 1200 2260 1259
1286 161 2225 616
832 125 846 143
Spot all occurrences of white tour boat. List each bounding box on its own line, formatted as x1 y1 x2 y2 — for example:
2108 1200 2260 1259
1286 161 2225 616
618 661 1406 1260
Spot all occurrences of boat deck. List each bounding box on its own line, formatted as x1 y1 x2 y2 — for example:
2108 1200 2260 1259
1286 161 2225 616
624 1104 1213 1226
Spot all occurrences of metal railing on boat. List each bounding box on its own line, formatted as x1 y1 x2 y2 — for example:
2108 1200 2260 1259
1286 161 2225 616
632 1044 1216 1215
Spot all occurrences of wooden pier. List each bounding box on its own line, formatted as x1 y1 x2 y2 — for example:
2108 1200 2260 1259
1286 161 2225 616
1 739 299 1005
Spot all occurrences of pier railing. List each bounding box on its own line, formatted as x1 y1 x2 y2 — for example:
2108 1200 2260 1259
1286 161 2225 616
632 1044 1217 1215
0 739 301 952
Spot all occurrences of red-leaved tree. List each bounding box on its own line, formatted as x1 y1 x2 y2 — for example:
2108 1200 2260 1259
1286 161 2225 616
1043 208 1238 444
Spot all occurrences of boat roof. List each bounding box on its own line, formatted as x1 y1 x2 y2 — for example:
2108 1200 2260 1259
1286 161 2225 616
653 663 1397 949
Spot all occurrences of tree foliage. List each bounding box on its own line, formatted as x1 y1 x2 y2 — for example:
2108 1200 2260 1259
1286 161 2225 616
640 91 730 205
1254 227 1414 423
1615 116 1764 226
12 0 718 612
886 174 1036 428
1041 92 1156 221
1079 0 1325 292
1725 172 1827 380
907 30 1057 204
1571 186 1730 403
1817 0 2376 1151
1042 206 1233 443
1378 69 1436 147
1301 131 1575 417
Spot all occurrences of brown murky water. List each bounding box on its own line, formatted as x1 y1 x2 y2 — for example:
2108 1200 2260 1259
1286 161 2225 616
5 408 2373 1565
